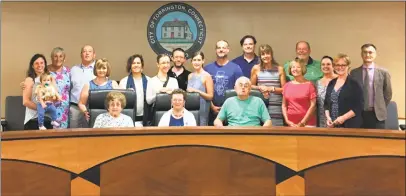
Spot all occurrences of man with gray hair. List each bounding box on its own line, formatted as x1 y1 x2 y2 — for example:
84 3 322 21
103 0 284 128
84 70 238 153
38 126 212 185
214 76 272 127
69 45 96 128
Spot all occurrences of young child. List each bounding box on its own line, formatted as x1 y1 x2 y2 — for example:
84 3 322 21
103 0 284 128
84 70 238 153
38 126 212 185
34 72 62 130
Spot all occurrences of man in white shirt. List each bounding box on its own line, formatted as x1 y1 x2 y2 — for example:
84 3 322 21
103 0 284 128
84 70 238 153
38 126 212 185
69 45 96 128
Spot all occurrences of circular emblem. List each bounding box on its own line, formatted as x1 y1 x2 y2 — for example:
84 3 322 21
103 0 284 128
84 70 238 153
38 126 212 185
147 2 206 59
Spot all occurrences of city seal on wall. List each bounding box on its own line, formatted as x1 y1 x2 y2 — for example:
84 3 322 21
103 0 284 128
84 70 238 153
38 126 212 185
147 2 206 59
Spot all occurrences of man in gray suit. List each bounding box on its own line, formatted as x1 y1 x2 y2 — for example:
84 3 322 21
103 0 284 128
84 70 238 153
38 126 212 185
350 43 392 129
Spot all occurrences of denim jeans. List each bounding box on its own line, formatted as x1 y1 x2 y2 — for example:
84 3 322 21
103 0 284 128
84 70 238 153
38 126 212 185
37 102 57 126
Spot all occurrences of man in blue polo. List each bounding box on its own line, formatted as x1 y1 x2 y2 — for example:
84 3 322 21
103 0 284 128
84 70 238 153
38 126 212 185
232 35 259 78
204 40 243 125
284 41 322 82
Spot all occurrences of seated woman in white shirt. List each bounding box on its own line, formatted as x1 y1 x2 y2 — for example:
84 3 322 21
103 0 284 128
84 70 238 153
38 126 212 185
93 91 134 128
146 54 179 105
158 89 197 127
119 54 150 126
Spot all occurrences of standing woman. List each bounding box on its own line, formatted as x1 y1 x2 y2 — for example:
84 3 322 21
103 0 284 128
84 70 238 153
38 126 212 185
251 44 286 126
146 54 179 105
187 51 214 126
23 54 50 129
119 54 150 126
78 58 119 122
47 47 71 129
324 54 363 128
316 56 337 127
282 58 317 127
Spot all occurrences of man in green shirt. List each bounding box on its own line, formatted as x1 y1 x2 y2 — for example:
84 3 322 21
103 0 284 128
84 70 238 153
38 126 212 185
214 76 272 127
284 41 323 82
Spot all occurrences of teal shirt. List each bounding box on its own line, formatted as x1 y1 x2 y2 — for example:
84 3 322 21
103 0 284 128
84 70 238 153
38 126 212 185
218 96 270 126
284 57 323 82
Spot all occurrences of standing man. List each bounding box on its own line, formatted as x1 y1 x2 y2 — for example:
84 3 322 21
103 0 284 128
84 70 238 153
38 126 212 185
232 35 259 78
69 45 96 128
167 48 191 91
204 40 243 125
284 41 323 82
350 43 392 129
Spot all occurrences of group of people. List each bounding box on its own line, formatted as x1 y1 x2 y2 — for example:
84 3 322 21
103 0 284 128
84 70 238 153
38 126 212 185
21 35 392 130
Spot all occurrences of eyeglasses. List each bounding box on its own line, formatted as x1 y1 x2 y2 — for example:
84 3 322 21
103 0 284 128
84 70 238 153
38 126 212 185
334 64 348 67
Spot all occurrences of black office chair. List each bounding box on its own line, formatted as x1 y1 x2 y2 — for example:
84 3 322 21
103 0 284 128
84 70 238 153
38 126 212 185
385 101 400 130
88 89 137 128
1 96 26 131
153 92 200 126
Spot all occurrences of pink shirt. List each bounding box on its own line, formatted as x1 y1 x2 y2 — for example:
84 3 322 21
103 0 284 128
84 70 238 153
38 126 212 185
283 82 317 126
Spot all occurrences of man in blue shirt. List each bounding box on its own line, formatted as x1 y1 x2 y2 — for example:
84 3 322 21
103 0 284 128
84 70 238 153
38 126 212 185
204 40 243 125
232 35 259 78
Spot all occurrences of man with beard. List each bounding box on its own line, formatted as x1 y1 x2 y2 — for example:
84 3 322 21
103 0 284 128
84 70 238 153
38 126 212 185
284 41 322 82
232 35 259 78
167 48 191 91
204 40 243 125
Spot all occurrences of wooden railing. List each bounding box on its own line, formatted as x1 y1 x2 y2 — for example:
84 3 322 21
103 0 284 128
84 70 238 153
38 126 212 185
1 127 405 196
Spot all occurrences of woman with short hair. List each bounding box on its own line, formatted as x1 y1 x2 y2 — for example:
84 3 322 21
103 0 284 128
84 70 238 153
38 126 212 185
324 54 363 128
158 89 197 127
93 91 134 128
282 58 317 127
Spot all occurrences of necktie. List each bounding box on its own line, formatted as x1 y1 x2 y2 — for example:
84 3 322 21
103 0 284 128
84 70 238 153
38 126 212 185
363 68 370 110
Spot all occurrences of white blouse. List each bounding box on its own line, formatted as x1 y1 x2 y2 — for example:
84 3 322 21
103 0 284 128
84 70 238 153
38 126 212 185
146 76 179 105
119 75 150 116
93 113 134 128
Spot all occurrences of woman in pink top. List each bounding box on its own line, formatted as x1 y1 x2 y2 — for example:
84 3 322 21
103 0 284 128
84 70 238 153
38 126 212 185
282 58 317 127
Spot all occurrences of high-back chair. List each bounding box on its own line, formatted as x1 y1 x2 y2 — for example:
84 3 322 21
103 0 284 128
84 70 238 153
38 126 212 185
88 89 137 128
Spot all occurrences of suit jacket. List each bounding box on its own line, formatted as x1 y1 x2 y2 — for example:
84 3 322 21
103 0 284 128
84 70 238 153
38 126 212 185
350 65 392 121
324 77 364 128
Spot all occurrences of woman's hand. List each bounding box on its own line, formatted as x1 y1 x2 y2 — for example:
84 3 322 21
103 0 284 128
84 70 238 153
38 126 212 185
326 117 334 128
286 120 297 127
333 116 346 125
187 87 200 94
258 85 268 93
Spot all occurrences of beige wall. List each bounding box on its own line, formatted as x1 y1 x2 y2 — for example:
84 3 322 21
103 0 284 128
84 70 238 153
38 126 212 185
1 2 405 118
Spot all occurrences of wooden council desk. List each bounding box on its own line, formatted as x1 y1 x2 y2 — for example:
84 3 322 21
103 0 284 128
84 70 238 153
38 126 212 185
1 127 405 196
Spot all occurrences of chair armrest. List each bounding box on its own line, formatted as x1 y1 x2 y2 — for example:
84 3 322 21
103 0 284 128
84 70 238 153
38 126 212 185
1 119 7 131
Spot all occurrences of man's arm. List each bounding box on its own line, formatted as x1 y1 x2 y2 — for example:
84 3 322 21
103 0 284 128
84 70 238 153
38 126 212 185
383 70 392 106
263 120 272 127
213 118 224 127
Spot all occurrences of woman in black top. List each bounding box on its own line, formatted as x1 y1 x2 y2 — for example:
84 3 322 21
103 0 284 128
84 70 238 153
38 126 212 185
324 53 364 128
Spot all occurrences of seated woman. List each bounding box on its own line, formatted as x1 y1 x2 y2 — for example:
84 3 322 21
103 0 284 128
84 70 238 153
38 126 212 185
324 54 363 128
93 91 134 128
78 58 119 122
119 54 150 126
146 54 179 105
282 58 317 127
158 89 197 127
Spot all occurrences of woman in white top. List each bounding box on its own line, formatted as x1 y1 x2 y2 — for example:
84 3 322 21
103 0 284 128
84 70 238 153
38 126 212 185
158 89 197 127
146 54 179 105
119 54 150 126
23 54 51 130
93 91 134 128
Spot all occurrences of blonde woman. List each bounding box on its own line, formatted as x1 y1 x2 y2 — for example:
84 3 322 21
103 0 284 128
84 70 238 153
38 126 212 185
78 58 119 122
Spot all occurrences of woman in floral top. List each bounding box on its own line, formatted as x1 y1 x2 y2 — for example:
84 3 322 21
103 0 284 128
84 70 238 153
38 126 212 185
48 47 71 129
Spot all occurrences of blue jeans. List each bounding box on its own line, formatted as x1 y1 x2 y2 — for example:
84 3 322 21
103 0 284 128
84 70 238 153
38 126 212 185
37 102 57 126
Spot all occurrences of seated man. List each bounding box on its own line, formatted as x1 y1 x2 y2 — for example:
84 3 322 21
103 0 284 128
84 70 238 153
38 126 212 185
214 76 272 127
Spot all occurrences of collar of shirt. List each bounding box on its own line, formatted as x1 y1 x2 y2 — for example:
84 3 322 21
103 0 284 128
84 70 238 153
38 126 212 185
362 63 375 70
295 56 314 65
80 61 95 69
243 54 258 63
